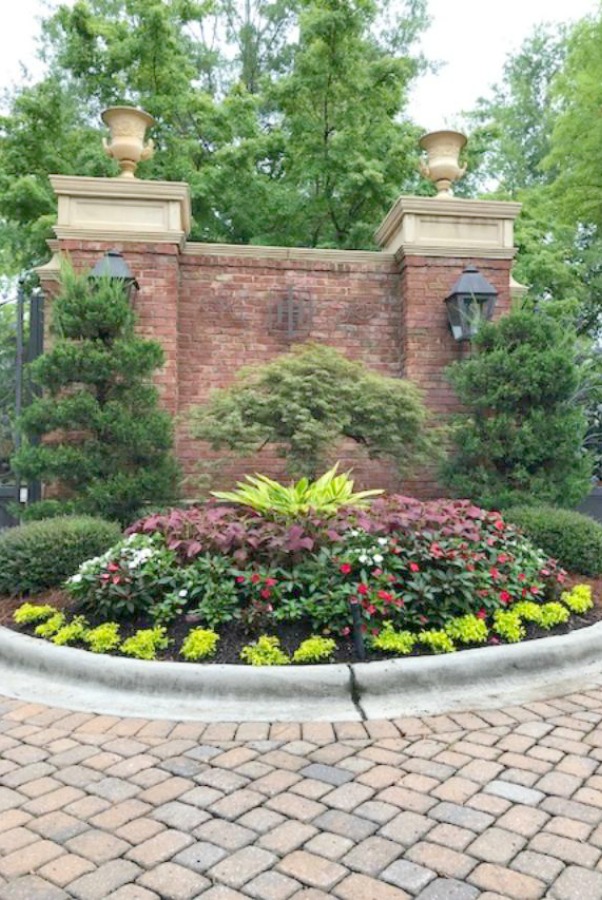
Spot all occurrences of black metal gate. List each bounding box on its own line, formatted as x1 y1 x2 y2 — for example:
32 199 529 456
0 284 44 529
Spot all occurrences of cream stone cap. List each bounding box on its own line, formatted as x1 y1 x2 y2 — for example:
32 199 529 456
375 195 522 260
49 175 192 248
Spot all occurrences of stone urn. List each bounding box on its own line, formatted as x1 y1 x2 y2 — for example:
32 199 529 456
419 130 467 197
101 106 156 178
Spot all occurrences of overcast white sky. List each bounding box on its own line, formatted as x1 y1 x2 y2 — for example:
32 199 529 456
0 0 599 128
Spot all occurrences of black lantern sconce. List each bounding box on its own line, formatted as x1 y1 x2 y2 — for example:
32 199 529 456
445 265 498 342
90 249 139 304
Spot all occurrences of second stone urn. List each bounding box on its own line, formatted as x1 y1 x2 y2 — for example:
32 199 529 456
101 106 156 178
419 130 467 197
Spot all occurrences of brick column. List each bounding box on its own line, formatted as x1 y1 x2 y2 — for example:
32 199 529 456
36 175 191 419
375 196 521 497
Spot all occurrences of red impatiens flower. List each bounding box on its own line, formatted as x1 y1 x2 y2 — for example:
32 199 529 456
341 627 351 637
409 562 420 573
372 568 383 577
499 591 511 604
107 562 120 572
377 590 393 602
250 573 261 584
339 563 352 575
497 554 509 564
476 608 487 619
489 567 501 579
260 588 272 600
235 576 246 584
357 584 369 596
264 578 278 587
366 604 377 616
494 520 505 531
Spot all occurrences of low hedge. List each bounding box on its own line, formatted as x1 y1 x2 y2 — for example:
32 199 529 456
0 516 122 596
503 505 602 576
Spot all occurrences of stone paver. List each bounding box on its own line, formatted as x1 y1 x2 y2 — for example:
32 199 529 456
4 686 602 898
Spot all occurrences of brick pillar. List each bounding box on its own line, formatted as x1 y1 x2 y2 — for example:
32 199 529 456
36 175 191 420
375 196 521 497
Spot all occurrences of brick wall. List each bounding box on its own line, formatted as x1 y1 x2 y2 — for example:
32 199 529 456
55 240 511 499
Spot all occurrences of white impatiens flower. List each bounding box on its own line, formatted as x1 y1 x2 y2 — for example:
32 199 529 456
358 554 369 564
68 573 82 584
373 554 384 564
377 537 388 546
179 589 188 598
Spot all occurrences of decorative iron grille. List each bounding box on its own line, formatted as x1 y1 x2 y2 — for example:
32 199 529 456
268 287 313 341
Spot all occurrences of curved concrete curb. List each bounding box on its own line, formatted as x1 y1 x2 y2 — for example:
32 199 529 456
1 623 602 721
0 627 357 722
355 621 602 719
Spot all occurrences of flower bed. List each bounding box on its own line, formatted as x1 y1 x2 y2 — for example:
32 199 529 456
7 489 598 665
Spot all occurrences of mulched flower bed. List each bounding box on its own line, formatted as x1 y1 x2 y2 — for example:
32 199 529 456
2 573 602 665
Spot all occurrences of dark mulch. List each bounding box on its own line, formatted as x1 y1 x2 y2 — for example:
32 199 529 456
2 575 602 665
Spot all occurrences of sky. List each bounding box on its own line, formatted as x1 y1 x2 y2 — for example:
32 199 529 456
0 0 599 128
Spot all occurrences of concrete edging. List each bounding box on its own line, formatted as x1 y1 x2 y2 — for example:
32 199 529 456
1 622 602 722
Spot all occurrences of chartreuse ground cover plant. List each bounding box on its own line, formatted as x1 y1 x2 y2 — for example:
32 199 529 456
10 468 598 664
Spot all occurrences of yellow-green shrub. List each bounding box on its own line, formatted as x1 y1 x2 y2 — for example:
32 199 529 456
84 622 121 653
513 600 544 623
561 584 593 614
537 602 570 630
418 630 455 654
444 615 488 645
240 636 290 666
292 636 336 664
51 616 88 646
493 610 525 643
35 613 66 638
121 627 169 660
181 628 220 661
371 624 416 655
13 603 56 625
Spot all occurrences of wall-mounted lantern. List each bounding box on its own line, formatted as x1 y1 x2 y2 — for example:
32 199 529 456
90 249 139 303
445 265 498 342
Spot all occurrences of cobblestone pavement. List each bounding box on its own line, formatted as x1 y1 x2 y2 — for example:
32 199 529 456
3 692 602 899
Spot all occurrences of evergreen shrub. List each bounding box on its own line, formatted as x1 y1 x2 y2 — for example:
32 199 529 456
443 311 592 509
504 505 602 575
13 265 179 525
0 516 121 595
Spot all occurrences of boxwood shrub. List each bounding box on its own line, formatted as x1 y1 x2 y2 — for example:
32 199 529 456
503 505 602 576
0 516 122 596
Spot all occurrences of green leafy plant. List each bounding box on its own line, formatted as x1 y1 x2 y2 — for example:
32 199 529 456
35 613 66 638
212 465 382 518
561 583 593 614
121 627 169 661
493 610 526 643
503 506 602 575
0 516 121 596
240 635 290 666
67 533 178 619
84 622 121 654
444 615 488 645
371 623 416 655
180 629 220 661
13 265 179 525
292 636 336 664
51 616 88 646
417 630 456 654
13 603 56 625
192 344 436 479
513 600 546 623
443 311 592 509
537 602 570 629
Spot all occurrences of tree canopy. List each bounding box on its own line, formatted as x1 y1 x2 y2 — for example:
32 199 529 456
0 0 430 276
